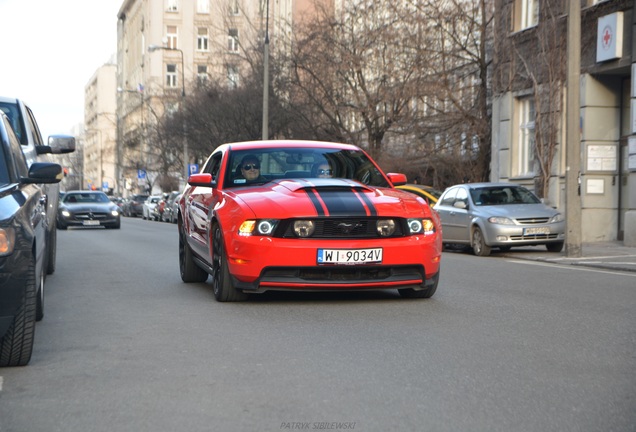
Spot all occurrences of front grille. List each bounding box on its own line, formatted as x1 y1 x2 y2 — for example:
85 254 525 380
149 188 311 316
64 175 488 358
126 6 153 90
516 217 550 225
510 233 559 241
73 212 110 221
279 218 406 239
261 265 423 283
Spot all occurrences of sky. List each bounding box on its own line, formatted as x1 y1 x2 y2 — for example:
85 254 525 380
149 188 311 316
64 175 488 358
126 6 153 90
0 0 122 140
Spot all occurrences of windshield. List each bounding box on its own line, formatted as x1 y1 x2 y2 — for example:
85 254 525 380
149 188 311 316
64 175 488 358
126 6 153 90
63 192 110 203
470 186 540 206
223 147 389 188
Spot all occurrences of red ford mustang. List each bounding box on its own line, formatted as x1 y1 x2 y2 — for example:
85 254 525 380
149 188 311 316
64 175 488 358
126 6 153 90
178 140 442 301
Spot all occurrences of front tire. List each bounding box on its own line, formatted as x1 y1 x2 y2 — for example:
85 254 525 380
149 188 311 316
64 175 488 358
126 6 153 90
36 272 44 322
398 272 439 299
0 254 37 367
472 227 491 257
546 241 564 253
179 224 208 283
212 225 247 302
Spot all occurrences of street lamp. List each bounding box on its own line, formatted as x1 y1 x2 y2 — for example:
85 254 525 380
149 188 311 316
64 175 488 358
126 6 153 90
148 44 189 182
262 0 270 140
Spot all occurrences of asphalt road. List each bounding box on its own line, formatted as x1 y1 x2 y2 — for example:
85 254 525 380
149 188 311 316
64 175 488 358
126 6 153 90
1 217 635 432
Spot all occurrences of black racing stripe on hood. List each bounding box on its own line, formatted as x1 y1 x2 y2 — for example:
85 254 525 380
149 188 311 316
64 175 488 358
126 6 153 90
305 189 326 216
315 189 368 216
354 189 378 216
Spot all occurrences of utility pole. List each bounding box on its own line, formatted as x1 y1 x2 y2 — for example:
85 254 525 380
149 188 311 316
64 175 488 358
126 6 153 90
262 0 270 140
566 0 582 257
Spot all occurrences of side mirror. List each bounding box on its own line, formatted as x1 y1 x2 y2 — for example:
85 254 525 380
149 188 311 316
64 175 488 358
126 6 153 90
21 162 63 184
386 172 407 186
47 135 76 154
188 173 216 188
453 200 467 210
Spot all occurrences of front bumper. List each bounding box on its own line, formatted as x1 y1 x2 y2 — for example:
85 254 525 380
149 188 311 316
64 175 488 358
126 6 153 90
482 221 566 246
225 234 442 292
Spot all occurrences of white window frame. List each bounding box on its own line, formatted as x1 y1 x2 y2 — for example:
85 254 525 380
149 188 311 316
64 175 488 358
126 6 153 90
228 65 239 88
166 0 178 12
229 0 239 15
514 0 538 31
516 97 535 176
197 0 209 14
228 29 239 53
166 25 178 49
197 27 209 51
197 65 209 84
166 64 178 88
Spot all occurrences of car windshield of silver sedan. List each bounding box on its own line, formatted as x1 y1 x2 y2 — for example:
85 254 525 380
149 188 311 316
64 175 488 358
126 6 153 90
224 148 389 188
63 192 110 204
470 186 540 206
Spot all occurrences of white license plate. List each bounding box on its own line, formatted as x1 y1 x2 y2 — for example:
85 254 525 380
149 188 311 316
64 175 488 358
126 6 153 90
83 220 100 226
524 227 549 235
317 248 382 264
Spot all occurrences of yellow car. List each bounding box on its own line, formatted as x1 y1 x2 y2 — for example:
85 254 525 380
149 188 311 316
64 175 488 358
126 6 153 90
395 184 443 205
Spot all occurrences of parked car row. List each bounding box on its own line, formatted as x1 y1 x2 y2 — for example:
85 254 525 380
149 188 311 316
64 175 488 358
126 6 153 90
116 192 180 223
0 96 75 367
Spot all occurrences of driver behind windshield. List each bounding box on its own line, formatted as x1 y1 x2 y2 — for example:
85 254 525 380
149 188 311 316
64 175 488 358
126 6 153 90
236 154 267 184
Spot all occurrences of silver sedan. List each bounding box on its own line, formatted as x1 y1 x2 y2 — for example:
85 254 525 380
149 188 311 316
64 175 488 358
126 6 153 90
433 182 565 256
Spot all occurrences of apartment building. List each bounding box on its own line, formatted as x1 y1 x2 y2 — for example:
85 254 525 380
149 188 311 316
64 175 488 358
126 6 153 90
491 0 636 243
84 62 118 194
115 0 299 195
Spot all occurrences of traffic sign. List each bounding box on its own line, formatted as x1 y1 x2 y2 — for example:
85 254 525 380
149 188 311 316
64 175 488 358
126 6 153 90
189 164 199 175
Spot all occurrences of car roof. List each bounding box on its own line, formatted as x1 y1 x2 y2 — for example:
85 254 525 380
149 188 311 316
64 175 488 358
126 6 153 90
219 140 360 152
450 182 524 190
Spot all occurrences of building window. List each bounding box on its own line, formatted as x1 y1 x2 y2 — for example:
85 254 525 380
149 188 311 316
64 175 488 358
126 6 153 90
229 0 239 15
513 0 538 31
197 0 209 14
166 25 178 49
197 27 209 51
197 65 209 84
228 65 239 88
516 97 535 176
166 64 177 88
228 29 239 53
166 0 178 12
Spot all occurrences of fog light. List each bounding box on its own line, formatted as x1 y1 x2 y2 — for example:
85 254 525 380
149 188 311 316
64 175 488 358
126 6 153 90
293 220 315 237
376 219 396 236
496 236 507 241
257 220 276 235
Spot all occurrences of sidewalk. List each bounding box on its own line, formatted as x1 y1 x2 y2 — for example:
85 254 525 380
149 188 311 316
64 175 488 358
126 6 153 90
497 241 636 273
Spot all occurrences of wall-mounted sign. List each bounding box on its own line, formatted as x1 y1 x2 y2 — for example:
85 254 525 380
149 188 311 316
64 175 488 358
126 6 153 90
597 12 623 62
586 179 605 195
586 144 616 172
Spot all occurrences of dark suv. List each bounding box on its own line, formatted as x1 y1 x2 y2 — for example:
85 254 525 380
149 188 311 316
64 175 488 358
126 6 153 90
0 112 63 366
0 97 75 276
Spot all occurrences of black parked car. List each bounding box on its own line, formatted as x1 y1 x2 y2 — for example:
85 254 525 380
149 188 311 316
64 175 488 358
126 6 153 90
57 191 122 230
0 112 62 366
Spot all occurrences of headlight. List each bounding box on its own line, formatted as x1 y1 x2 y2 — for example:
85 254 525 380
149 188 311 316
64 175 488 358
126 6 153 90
376 219 396 237
293 220 315 237
0 228 16 256
61 210 71 217
407 219 423 234
111 210 119 216
549 213 564 223
407 218 436 235
257 220 277 235
239 220 279 236
488 216 514 225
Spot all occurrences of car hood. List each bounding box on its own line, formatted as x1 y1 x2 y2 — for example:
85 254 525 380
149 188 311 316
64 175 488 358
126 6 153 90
476 203 559 218
228 178 427 218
